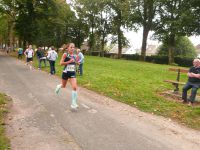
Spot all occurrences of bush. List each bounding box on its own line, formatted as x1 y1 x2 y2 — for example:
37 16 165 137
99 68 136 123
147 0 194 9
150 55 168 64
90 51 101 56
88 52 194 67
175 57 193 67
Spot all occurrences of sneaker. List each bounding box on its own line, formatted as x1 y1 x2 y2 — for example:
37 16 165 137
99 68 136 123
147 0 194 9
74 103 79 108
188 102 194 106
55 85 61 94
70 104 78 109
182 100 188 104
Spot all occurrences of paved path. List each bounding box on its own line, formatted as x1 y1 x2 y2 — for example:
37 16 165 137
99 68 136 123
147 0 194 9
0 53 200 150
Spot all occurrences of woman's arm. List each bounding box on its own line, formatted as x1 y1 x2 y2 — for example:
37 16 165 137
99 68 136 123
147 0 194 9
60 53 74 66
24 49 27 57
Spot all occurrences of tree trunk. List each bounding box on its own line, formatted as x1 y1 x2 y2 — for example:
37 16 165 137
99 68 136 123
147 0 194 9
23 39 27 51
118 28 122 59
140 26 149 61
168 34 175 64
8 22 15 51
101 35 105 57
117 11 122 59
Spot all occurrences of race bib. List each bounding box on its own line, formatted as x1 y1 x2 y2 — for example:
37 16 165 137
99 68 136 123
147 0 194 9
65 65 75 72
27 50 33 58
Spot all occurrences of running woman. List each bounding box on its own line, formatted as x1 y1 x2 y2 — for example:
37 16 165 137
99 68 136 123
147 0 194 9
24 45 34 70
55 43 78 109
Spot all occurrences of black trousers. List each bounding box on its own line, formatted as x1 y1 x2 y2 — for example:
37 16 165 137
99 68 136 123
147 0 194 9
49 60 56 74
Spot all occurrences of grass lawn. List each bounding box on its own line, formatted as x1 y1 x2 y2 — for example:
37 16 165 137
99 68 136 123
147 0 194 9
57 55 200 130
0 93 10 150
12 52 200 130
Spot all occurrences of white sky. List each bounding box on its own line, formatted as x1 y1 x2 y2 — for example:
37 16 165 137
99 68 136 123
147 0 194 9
125 28 200 49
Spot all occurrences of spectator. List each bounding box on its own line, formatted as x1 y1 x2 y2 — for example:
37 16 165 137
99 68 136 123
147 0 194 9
76 49 84 76
47 46 58 75
182 59 200 106
36 47 47 69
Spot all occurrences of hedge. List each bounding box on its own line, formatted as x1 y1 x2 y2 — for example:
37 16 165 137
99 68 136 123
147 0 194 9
88 52 194 67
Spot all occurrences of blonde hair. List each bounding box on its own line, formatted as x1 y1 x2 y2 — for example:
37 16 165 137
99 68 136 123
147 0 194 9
63 43 75 50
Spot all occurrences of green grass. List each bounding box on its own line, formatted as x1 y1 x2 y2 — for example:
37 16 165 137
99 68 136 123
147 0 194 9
0 93 10 150
55 55 200 130
11 52 200 130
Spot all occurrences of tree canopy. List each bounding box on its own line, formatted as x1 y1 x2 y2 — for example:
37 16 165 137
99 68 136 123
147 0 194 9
0 0 200 63
157 36 197 58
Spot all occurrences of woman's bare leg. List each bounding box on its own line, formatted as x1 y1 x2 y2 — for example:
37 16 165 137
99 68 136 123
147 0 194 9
69 78 78 108
55 79 68 94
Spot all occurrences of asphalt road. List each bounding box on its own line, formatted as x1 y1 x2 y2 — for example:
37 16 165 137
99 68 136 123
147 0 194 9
0 53 200 150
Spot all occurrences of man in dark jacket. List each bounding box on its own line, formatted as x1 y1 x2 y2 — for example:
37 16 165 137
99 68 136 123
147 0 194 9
36 47 46 69
182 59 200 105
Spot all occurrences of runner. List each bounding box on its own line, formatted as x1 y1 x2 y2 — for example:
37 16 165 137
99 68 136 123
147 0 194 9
17 47 23 59
24 45 34 70
55 43 78 109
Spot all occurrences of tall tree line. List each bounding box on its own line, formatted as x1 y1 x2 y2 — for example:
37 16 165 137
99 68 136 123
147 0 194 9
1 0 200 64
71 0 200 63
0 0 88 49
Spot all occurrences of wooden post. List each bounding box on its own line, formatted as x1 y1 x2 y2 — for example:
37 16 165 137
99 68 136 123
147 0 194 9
174 69 180 92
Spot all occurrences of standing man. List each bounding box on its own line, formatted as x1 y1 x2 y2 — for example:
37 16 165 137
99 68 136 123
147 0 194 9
76 49 84 76
36 47 47 69
24 45 34 70
47 46 58 75
182 59 200 106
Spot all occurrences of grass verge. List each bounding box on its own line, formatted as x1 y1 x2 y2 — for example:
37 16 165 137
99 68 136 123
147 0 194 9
0 93 10 150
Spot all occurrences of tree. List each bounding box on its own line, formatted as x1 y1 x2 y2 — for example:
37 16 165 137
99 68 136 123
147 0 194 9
107 0 131 58
0 0 17 50
132 0 158 61
72 0 101 52
0 14 8 48
96 2 112 56
154 0 195 64
157 36 197 58
15 0 58 47
189 0 200 35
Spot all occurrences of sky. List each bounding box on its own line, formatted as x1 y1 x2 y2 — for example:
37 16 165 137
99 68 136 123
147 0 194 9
124 28 200 49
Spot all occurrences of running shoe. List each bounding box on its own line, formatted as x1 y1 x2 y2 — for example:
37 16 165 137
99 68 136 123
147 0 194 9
55 84 61 94
70 104 79 109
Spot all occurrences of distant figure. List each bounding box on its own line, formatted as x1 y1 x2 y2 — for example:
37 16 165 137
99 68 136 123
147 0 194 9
55 43 78 109
76 49 84 76
24 45 34 70
182 59 200 106
18 47 23 59
7 46 11 54
36 47 47 69
47 46 58 75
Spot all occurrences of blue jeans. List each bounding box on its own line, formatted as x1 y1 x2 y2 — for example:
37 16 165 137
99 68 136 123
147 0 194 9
38 58 46 68
182 82 200 103
49 60 56 74
78 63 83 75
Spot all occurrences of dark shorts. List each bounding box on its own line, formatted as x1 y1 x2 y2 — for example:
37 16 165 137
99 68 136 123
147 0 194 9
27 58 33 62
62 71 76 80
